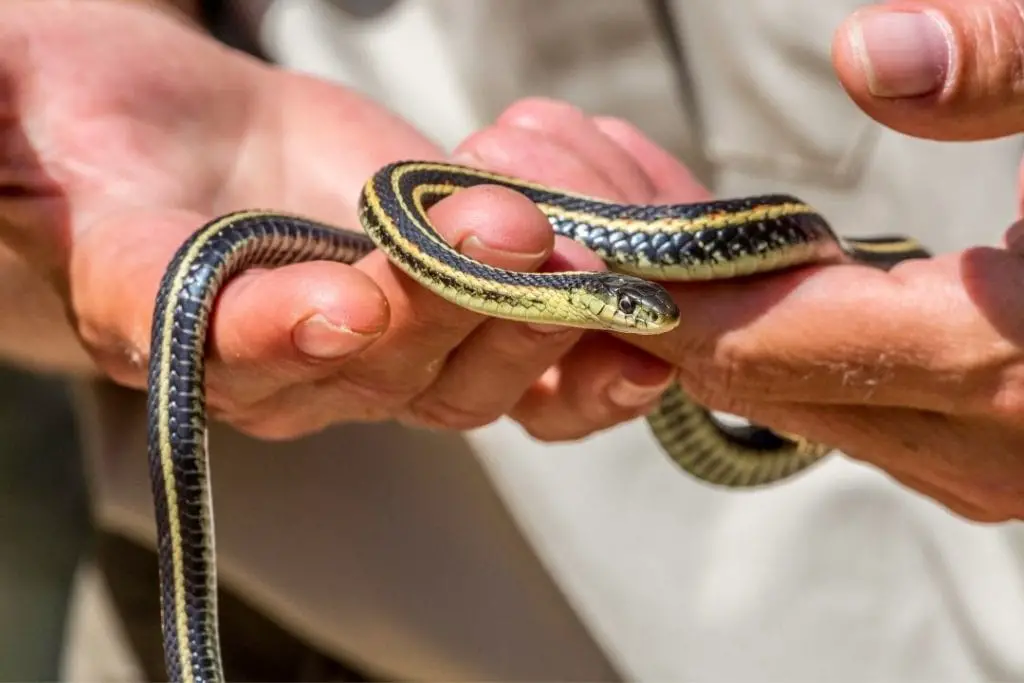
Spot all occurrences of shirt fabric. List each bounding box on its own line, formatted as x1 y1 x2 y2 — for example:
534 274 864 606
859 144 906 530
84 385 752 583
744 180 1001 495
66 1 1024 681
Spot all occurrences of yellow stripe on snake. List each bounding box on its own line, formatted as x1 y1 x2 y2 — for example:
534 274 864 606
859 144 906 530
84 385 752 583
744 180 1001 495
146 160 931 683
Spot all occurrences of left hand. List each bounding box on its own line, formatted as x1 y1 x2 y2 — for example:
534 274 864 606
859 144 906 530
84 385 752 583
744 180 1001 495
455 88 1024 523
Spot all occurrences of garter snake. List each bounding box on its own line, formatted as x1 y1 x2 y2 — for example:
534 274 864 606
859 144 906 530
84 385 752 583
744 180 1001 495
146 160 930 683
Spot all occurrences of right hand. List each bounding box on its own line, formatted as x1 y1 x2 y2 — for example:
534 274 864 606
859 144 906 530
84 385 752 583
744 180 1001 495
0 0 674 440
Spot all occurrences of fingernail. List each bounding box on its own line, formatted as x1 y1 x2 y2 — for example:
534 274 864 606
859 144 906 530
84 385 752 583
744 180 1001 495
848 11 950 98
607 356 676 409
294 314 379 359
460 235 549 273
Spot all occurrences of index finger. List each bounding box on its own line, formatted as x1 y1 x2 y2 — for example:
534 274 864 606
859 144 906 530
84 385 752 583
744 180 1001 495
337 183 563 394
624 247 1022 417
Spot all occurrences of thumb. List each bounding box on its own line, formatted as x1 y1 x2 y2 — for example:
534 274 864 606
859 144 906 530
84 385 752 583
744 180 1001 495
832 0 1024 140
70 208 389 394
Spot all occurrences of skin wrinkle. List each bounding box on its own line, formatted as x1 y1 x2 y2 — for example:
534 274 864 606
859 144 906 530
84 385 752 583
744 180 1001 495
687 322 979 417
1009 0 1024 94
0 24 76 279
708 335 905 403
20 23 112 211
645 257 920 403
3 0 1024 522
933 2 1003 102
953 248 1024 419
980 0 1024 97
986 364 1024 418
0 114 47 190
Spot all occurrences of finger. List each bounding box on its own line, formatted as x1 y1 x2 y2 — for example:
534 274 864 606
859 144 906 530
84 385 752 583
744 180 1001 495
1004 216 1024 249
592 116 710 202
233 185 565 438
71 209 389 400
509 333 676 442
402 237 607 430
730 399 1024 521
435 111 682 434
334 183 557 394
624 246 1024 416
452 121 633 277
495 97 656 200
200 258 390 426
881 469 1013 523
832 0 1024 140
454 123 629 200
453 122 645 279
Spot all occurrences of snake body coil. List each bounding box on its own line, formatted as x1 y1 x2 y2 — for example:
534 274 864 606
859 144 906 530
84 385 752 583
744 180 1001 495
147 161 930 683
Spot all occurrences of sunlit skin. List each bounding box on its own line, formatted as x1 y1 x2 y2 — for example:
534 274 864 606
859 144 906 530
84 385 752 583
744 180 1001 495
2 0 1024 521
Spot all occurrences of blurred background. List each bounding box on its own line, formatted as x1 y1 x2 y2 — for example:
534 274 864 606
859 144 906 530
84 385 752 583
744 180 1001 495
0 364 91 681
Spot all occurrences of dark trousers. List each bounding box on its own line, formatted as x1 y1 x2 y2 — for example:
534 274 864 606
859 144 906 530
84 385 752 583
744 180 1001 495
95 531 374 682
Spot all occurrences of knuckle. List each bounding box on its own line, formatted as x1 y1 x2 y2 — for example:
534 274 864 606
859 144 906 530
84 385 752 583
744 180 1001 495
519 421 569 442
513 408 601 443
333 359 442 410
923 335 1024 417
960 0 1024 94
329 375 407 410
77 320 147 388
456 126 528 173
405 301 472 338
403 394 503 431
487 327 576 366
204 382 266 419
982 384 1024 423
675 366 756 418
591 114 643 138
687 333 806 404
520 420 603 443
711 334 761 392
207 385 328 441
666 332 743 388
94 349 146 389
498 96 584 126
228 409 314 442
973 355 1024 420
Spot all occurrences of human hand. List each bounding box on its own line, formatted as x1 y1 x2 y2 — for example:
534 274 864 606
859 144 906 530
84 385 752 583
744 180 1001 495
0 0 672 441
459 92 1024 523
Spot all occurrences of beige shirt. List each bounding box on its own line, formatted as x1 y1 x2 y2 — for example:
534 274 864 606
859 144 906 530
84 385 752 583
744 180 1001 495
70 1 1024 681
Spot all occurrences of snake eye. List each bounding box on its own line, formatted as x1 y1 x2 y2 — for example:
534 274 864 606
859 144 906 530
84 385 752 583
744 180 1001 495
618 296 636 315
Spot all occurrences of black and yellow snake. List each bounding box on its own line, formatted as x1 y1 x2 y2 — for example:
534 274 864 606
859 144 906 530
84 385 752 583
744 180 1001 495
146 160 930 683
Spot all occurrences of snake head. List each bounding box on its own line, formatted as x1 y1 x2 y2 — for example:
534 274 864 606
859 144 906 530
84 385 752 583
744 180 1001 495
580 273 680 334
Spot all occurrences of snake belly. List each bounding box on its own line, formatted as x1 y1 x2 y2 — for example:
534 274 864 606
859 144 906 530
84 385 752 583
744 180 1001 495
146 161 931 683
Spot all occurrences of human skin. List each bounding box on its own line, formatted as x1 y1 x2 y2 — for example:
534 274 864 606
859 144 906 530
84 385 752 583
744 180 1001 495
3 0 1024 523
454 0 1024 522
0 0 674 443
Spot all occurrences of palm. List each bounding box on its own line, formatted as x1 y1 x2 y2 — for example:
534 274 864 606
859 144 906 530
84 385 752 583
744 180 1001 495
1 9 237 276
7 2 440 265
1 0 442 388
